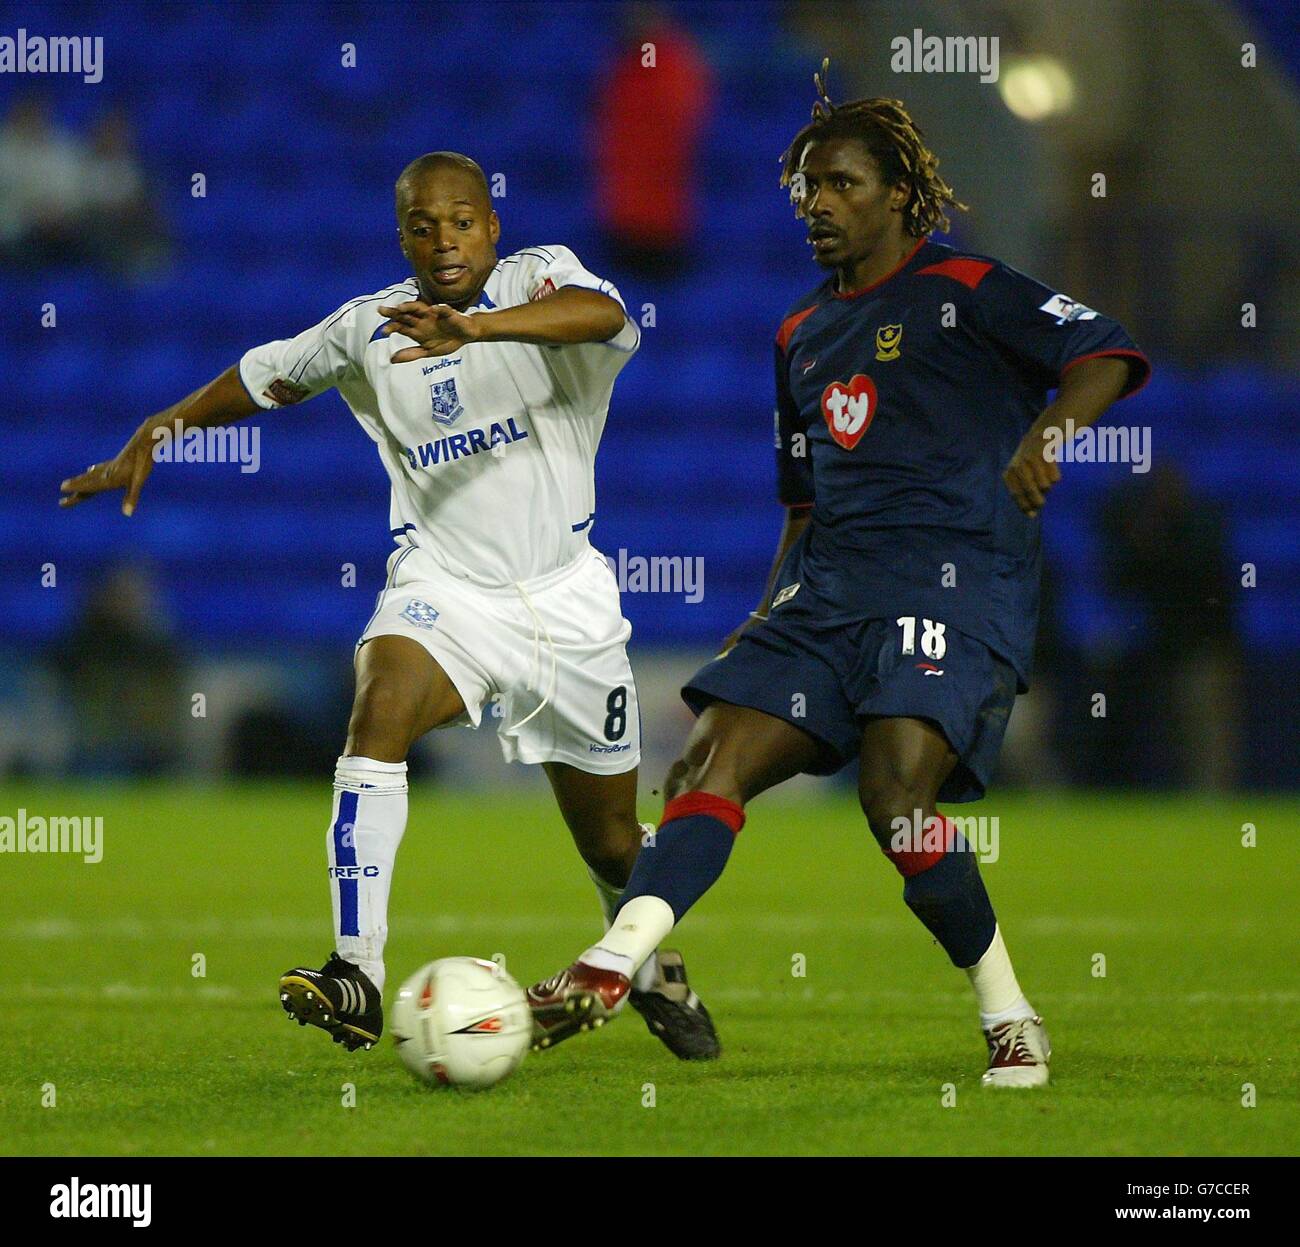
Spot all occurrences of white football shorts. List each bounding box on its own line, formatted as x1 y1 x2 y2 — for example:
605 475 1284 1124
357 543 640 774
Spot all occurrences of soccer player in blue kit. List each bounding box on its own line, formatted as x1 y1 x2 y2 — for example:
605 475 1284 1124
528 79 1149 1085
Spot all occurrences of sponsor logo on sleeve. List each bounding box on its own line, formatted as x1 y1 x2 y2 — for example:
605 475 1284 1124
1038 294 1097 325
264 377 311 405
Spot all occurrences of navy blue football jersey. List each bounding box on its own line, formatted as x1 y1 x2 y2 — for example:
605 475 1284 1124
772 238 1149 688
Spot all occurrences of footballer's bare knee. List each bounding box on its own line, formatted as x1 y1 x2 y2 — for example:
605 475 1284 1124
346 635 465 761
583 844 637 889
664 702 815 807
570 809 640 886
661 756 694 802
859 777 939 847
858 751 944 844
858 717 955 846
345 682 418 761
543 761 641 885
663 718 744 806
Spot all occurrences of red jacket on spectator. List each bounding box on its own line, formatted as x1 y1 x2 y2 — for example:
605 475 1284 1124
593 22 713 250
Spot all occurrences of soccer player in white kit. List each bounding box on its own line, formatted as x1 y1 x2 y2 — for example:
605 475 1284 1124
59 152 720 1061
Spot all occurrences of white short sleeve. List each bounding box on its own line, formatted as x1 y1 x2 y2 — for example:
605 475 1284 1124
238 299 366 409
493 245 640 355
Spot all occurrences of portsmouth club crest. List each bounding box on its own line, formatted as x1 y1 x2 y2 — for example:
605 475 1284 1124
429 377 464 427
875 323 902 361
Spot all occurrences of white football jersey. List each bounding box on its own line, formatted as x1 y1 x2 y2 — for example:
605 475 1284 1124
238 245 640 588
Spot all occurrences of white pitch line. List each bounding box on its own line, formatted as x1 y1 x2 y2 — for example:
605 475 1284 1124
1 912 1273 941
703 987 1300 1006
6 982 1296 1007
10 982 241 1003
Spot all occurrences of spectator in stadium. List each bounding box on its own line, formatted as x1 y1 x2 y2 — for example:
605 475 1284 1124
47 564 186 776
0 97 166 276
591 2 713 280
0 94 86 266
82 107 169 278
1098 463 1241 790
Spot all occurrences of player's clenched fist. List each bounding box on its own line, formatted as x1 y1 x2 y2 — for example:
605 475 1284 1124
1002 430 1061 518
380 300 483 362
59 428 156 516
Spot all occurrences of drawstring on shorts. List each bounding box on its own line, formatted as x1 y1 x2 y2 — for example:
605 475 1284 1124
505 578 558 733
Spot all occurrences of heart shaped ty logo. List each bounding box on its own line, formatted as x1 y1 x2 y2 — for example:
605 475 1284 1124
820 374 877 450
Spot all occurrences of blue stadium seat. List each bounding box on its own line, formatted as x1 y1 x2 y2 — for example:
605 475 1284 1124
0 3 1293 662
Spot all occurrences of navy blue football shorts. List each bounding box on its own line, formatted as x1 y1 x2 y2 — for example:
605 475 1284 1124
682 613 1019 802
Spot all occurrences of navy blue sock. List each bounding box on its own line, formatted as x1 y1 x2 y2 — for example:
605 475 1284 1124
887 820 997 969
621 792 745 922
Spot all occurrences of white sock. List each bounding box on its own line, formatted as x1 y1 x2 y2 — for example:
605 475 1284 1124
327 755 408 993
588 855 660 992
966 924 1036 1028
582 895 676 981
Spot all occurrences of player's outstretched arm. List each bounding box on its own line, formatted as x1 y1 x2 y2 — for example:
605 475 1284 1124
379 287 626 362
59 365 260 516
719 506 813 655
1002 356 1134 518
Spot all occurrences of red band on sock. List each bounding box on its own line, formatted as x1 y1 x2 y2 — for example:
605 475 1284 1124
662 791 746 835
883 814 958 878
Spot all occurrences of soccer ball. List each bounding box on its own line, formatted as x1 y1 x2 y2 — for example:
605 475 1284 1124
391 957 531 1090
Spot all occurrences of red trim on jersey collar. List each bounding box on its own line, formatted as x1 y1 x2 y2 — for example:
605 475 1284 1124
775 238 933 352
775 302 819 353
914 256 995 290
832 236 928 300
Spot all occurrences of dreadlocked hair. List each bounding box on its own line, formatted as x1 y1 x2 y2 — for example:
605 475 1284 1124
779 58 966 237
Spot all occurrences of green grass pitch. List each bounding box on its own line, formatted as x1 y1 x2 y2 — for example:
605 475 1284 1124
2 782 1296 1156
